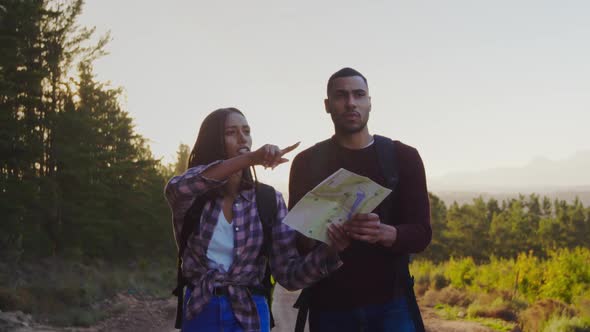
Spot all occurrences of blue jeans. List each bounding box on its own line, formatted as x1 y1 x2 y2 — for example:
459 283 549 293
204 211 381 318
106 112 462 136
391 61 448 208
309 297 416 332
181 288 270 332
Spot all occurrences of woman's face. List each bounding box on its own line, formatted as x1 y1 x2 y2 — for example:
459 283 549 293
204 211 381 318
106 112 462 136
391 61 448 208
224 112 252 159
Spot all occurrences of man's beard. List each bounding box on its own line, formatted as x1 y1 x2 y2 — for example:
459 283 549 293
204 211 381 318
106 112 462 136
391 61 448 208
332 113 368 135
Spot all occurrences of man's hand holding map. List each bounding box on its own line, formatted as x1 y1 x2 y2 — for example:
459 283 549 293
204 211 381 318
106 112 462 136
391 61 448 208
283 168 392 243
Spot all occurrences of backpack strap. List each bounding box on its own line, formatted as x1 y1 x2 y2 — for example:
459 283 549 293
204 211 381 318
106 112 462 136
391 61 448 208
374 136 425 332
374 135 398 191
373 135 399 226
407 273 426 332
293 289 310 332
255 182 277 257
308 138 333 184
173 196 207 329
254 181 278 329
310 136 399 191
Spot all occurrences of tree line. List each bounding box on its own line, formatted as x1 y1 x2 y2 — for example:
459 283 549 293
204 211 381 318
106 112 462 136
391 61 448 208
0 0 174 262
424 193 590 262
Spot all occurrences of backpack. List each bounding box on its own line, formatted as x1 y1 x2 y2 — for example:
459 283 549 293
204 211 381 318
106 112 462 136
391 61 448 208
172 181 278 329
292 135 425 332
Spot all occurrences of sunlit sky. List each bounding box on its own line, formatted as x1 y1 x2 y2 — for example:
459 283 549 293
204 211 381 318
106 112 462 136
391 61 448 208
78 0 589 187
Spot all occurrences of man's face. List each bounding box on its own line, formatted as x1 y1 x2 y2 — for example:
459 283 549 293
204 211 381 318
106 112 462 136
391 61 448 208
325 76 371 135
224 112 252 159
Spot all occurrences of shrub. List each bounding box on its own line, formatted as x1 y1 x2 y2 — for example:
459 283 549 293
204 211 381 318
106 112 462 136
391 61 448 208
542 316 590 332
422 286 473 307
573 289 590 319
540 248 590 304
431 272 450 290
520 299 576 332
445 257 477 289
467 295 518 322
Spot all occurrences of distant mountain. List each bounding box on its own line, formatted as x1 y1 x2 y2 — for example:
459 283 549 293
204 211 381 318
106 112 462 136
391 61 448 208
433 190 590 207
270 151 590 208
429 150 590 192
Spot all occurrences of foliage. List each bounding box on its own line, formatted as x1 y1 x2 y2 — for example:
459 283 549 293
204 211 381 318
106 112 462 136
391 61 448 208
421 193 589 262
0 257 175 326
412 248 590 331
542 316 590 332
0 0 174 262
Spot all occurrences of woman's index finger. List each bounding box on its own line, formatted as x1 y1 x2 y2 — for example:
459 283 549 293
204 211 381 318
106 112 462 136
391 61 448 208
280 141 301 155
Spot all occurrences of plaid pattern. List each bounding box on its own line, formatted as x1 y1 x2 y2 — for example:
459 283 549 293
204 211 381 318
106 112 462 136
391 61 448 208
165 161 342 332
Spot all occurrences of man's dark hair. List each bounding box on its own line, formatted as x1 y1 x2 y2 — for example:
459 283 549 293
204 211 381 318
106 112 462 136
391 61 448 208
326 67 368 96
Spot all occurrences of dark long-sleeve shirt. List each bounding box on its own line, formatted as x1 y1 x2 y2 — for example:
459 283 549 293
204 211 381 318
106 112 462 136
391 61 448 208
288 137 431 310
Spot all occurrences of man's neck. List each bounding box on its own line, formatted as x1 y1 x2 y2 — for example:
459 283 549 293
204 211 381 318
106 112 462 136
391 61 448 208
333 129 373 150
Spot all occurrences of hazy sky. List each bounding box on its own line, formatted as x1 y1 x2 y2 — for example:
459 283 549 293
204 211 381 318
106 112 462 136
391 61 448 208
78 0 589 186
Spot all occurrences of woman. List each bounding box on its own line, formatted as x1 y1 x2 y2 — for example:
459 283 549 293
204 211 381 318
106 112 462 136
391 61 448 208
165 108 349 332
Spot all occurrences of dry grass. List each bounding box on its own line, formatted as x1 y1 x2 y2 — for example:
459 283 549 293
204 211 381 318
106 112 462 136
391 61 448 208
0 257 174 327
422 286 474 307
466 292 526 322
519 298 576 332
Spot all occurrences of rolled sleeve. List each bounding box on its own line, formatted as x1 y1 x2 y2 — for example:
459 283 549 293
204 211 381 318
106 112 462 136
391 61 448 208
310 243 343 277
164 161 226 209
164 161 227 246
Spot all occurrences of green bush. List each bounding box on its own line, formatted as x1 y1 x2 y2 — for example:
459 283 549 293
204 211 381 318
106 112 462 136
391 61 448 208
431 272 449 291
520 299 576 332
540 248 590 304
411 248 590 331
542 316 590 332
467 294 518 322
445 257 477 288
574 289 590 318
411 247 590 305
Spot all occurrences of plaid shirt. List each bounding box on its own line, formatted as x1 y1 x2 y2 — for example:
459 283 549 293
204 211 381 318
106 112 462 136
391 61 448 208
165 161 342 332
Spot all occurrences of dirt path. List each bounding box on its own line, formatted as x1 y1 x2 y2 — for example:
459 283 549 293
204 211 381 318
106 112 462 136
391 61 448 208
271 286 496 332
1 294 178 332
6 286 496 332
73 294 178 332
419 305 496 332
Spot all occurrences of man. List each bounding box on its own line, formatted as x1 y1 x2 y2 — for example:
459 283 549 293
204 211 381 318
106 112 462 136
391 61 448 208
288 67 432 332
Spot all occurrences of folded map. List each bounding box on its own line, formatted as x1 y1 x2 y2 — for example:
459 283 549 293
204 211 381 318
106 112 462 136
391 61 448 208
283 168 391 243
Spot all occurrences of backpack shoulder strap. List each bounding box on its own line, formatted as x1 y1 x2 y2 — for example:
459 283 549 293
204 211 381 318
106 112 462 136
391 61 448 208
173 196 207 329
374 135 399 190
310 136 399 189
255 182 277 257
374 136 426 332
309 138 333 184
255 182 277 226
374 135 399 226
254 181 278 328
178 197 207 257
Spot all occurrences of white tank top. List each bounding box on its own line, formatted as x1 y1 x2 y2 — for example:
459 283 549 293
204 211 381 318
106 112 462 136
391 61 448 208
206 211 235 272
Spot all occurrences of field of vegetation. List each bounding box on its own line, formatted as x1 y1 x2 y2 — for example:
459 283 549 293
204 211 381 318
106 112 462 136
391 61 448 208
412 248 590 331
414 192 590 331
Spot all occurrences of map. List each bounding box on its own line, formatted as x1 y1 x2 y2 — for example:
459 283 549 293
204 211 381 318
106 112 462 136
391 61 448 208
283 168 391 243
